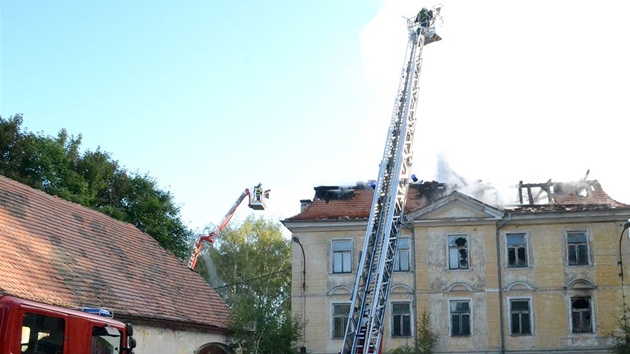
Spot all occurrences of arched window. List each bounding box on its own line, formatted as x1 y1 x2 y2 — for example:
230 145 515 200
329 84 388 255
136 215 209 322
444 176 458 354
198 343 229 354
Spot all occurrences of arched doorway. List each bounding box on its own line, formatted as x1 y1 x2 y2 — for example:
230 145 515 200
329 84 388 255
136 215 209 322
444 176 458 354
197 342 229 354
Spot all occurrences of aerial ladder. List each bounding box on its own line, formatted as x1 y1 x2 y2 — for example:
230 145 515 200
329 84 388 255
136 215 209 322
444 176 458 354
341 6 442 354
188 183 270 270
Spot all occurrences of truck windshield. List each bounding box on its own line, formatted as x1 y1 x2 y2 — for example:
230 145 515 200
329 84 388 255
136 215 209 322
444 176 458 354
91 326 122 354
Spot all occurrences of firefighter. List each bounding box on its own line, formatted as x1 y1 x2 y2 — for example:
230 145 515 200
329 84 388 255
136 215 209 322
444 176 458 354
415 7 433 28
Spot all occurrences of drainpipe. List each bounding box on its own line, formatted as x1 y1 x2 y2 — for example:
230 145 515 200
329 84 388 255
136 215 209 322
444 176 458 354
402 221 417 337
495 213 512 354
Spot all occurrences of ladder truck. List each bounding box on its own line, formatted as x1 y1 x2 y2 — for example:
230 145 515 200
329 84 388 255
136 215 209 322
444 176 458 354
341 6 442 354
188 183 270 270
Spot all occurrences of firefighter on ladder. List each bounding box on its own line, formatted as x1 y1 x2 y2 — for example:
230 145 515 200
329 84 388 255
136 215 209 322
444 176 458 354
415 7 433 28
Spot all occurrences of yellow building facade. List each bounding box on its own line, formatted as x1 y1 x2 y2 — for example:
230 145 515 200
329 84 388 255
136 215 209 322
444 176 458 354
283 180 630 354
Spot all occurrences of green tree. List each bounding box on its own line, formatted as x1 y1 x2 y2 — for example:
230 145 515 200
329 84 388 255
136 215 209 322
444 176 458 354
0 114 28 182
202 215 303 354
610 313 630 354
115 174 192 259
0 114 192 259
0 114 88 203
388 311 438 354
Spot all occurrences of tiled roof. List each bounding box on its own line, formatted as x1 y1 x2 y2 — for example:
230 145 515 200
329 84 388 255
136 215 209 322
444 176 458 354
284 180 630 221
0 175 230 331
288 187 375 221
284 182 440 221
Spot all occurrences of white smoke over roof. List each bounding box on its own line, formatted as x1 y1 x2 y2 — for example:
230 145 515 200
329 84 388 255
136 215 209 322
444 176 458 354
352 0 630 206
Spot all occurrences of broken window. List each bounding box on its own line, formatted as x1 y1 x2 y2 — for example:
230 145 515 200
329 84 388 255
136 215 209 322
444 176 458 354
332 240 352 273
510 299 532 335
448 235 469 270
567 231 589 266
394 238 410 272
391 302 412 337
332 303 351 338
506 233 528 268
449 300 471 336
571 297 593 333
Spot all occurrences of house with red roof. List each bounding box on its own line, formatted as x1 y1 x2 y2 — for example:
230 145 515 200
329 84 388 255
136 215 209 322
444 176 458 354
283 178 630 354
0 174 232 354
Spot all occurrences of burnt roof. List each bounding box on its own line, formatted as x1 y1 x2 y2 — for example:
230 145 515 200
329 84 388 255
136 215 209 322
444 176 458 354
285 181 446 221
511 180 629 213
0 175 230 331
284 179 630 222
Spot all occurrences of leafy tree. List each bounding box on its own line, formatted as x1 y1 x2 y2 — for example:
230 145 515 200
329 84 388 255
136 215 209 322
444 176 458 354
0 114 192 258
0 114 87 202
115 174 192 259
0 114 28 182
202 215 303 354
75 148 126 208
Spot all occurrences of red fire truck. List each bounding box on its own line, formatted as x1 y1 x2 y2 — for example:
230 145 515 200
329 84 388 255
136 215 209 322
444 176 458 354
0 295 136 354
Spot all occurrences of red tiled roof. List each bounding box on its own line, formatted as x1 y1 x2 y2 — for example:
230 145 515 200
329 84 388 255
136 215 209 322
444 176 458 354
284 183 435 221
0 175 230 331
284 180 630 221
287 188 374 221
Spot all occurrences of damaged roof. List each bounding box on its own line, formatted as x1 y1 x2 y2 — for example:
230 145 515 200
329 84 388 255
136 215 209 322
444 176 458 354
285 180 454 221
512 179 629 213
0 175 230 331
284 179 630 221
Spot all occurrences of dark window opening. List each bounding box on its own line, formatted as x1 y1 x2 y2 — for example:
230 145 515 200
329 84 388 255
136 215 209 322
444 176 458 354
333 303 351 338
450 300 471 336
571 297 593 333
392 303 411 337
507 234 528 268
510 299 532 335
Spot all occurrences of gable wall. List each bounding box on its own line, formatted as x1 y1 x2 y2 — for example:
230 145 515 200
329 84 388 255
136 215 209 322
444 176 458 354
132 324 229 354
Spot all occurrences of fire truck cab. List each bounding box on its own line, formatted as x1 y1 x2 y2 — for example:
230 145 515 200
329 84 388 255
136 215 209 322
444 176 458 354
0 295 136 354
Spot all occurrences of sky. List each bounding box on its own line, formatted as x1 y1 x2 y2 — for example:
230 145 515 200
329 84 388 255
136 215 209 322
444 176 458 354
1 1 629 237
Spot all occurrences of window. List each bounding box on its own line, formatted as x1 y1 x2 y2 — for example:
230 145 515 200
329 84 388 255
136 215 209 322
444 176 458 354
21 313 65 353
571 297 593 333
332 240 352 273
394 238 410 272
509 299 532 335
567 231 589 266
506 233 528 268
449 300 471 336
332 303 351 338
92 325 123 354
391 302 412 337
448 235 469 270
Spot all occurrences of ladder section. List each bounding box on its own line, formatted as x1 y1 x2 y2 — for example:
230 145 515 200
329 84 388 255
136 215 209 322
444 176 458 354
341 8 441 353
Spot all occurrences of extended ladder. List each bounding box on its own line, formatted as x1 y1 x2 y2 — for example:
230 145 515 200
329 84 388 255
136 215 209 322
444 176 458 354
341 7 441 354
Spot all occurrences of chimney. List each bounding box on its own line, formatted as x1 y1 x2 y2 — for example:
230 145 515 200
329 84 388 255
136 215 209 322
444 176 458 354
300 199 312 212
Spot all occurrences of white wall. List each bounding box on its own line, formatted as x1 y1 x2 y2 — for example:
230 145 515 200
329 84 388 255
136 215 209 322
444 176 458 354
132 324 229 354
